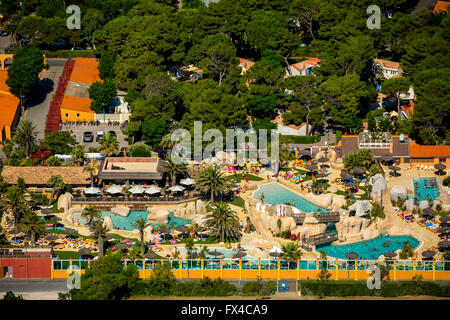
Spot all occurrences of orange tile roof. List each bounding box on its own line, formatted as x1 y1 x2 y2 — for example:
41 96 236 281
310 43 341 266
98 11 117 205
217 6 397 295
290 57 321 71
60 95 94 113
434 1 450 12
69 58 101 85
409 143 450 158
0 70 11 94
239 58 255 69
0 93 19 130
373 58 400 70
401 100 415 116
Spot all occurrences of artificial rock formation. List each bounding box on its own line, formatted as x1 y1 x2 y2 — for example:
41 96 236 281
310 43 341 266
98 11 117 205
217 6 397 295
336 216 373 235
103 216 113 230
419 200 430 210
390 185 408 202
147 209 170 224
111 207 130 217
196 200 207 214
303 193 333 209
369 174 387 202
348 200 372 217
58 193 74 212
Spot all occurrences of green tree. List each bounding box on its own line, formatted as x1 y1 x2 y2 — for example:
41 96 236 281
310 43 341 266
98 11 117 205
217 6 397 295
368 117 377 132
141 120 170 148
14 120 37 159
46 175 65 206
344 149 374 170
90 220 110 257
381 77 410 115
89 79 117 113
195 166 231 203
1 186 28 227
204 202 240 243
281 243 302 267
98 53 116 80
71 145 85 166
184 237 196 259
81 205 101 226
370 202 385 219
1 291 23 300
399 241 414 259
98 133 119 156
131 217 150 256
6 46 44 105
19 211 45 245
36 0 65 18
43 131 77 154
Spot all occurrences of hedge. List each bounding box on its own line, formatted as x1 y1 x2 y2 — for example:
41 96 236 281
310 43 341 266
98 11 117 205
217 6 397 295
43 50 97 58
283 134 321 144
300 280 450 297
131 279 277 297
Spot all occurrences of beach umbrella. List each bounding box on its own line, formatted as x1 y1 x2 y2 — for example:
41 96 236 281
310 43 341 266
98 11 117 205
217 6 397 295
174 225 189 233
50 216 62 222
305 164 318 172
62 228 77 234
195 226 207 233
438 241 450 248
180 178 196 186
45 235 59 241
106 185 123 194
233 251 247 258
317 179 328 184
352 168 365 175
388 165 401 171
383 251 397 259
316 172 328 178
114 243 128 250
145 252 157 259
84 187 100 195
317 157 328 163
422 250 436 259
179 232 190 239
344 182 356 188
41 208 54 215
128 186 146 194
269 252 281 258
381 155 394 163
434 163 446 171
439 216 450 223
423 208 435 215
209 250 222 256
167 185 185 192
158 227 171 234
145 186 162 194
78 248 91 255
346 252 359 260
340 172 352 179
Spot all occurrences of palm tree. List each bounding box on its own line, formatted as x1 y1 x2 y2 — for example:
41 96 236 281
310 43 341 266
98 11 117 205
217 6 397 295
90 220 110 257
98 133 119 156
46 175 65 206
184 238 195 259
165 156 188 187
198 246 209 259
71 145 85 166
14 120 37 159
131 217 150 256
81 205 101 226
1 185 29 227
19 211 45 246
83 165 97 187
281 243 302 267
195 166 232 203
204 202 241 243
159 132 177 151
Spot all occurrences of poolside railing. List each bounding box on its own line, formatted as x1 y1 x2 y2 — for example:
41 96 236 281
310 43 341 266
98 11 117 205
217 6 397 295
51 258 450 281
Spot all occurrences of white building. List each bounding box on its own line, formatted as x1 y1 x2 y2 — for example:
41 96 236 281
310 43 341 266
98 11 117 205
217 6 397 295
373 58 402 79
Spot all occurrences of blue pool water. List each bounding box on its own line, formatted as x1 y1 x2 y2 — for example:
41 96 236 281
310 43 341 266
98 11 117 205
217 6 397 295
318 234 420 260
69 210 188 231
252 182 326 213
413 178 439 202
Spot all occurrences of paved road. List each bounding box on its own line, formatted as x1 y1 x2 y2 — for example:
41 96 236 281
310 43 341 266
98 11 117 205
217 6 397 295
0 34 12 53
0 279 68 300
22 59 65 141
61 123 128 150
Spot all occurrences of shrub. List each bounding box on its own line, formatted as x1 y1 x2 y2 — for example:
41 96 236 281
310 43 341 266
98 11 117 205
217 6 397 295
443 176 450 187
43 50 97 58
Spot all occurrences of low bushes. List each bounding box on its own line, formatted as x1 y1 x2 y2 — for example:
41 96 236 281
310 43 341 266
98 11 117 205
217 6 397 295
283 134 321 144
300 280 450 297
43 50 97 58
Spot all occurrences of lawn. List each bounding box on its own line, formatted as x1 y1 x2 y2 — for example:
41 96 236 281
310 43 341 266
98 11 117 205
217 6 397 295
54 250 98 259
226 174 264 183
228 197 245 208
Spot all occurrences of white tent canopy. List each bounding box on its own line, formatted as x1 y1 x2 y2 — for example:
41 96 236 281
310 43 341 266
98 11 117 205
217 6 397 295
128 186 146 194
84 187 100 195
145 186 162 194
106 185 123 194
180 178 195 186
167 185 185 192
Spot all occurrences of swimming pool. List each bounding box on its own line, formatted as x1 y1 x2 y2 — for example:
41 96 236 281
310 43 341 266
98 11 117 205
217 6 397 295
413 177 439 202
317 234 419 260
252 182 326 213
69 210 188 231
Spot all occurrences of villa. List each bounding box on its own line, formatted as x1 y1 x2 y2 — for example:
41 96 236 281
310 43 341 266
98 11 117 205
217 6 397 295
97 157 166 186
373 58 402 79
287 57 321 76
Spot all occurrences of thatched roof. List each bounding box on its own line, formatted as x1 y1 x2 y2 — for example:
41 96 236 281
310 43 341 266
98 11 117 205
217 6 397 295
1 166 91 186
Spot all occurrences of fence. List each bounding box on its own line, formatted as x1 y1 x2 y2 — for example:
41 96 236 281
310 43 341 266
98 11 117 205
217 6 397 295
51 258 450 281
45 59 75 133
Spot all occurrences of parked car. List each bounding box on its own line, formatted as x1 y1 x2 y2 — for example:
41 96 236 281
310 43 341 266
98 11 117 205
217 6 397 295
108 131 117 138
71 46 86 51
83 132 94 143
96 131 104 142
0 30 9 37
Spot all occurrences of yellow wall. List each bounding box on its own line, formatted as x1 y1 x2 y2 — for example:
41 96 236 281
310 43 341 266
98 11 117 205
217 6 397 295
61 108 95 122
